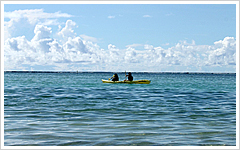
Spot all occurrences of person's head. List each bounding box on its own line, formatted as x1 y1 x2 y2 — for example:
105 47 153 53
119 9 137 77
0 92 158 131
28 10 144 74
128 72 131 75
114 73 118 77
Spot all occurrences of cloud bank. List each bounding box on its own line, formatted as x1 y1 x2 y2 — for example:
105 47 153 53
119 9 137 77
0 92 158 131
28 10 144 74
4 20 236 72
4 9 236 72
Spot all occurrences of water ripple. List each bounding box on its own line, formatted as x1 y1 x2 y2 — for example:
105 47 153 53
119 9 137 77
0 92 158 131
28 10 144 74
4 73 236 146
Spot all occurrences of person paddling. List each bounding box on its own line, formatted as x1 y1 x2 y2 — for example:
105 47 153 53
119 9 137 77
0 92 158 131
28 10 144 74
109 73 119 81
125 72 133 81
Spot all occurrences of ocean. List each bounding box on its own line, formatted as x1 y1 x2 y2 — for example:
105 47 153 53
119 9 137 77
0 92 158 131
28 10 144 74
4 72 236 146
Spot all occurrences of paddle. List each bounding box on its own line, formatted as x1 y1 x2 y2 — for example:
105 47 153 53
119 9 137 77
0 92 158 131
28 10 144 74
125 70 127 81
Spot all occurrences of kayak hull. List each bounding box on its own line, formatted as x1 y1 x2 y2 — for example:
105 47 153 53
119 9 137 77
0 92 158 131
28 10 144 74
102 79 151 84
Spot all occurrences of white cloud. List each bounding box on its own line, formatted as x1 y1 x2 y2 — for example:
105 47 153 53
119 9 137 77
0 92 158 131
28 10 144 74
162 43 170 46
4 9 73 24
32 25 52 41
4 19 236 72
41 19 60 26
143 15 152 18
166 12 174 16
80 34 99 43
57 20 77 40
206 37 236 66
4 9 73 40
124 47 138 63
108 16 115 19
126 44 143 48
63 37 88 54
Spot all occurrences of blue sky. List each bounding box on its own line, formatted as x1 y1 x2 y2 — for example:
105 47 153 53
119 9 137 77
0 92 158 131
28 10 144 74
3 2 238 72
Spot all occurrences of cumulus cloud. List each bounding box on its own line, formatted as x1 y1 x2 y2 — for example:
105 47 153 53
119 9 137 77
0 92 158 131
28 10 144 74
63 37 88 54
32 25 52 41
4 9 73 40
4 18 236 72
124 47 139 63
206 37 236 66
57 20 77 41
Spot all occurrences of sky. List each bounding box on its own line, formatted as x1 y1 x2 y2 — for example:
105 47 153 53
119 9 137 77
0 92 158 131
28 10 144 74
2 1 238 72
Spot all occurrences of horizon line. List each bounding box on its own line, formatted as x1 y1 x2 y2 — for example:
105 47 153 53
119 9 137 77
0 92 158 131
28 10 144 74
4 71 236 74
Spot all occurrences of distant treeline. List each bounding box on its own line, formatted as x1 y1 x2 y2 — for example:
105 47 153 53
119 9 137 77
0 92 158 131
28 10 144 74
4 71 236 75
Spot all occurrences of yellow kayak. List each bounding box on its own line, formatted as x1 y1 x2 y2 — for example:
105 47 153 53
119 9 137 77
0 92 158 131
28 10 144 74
102 79 151 84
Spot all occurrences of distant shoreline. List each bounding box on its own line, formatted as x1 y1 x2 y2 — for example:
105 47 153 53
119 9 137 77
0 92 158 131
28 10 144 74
4 71 236 75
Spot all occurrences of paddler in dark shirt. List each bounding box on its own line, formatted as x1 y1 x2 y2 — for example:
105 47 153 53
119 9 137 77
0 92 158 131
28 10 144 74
125 72 133 81
110 73 119 81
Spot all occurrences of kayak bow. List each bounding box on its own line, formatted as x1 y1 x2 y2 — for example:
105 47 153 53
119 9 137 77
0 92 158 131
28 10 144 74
102 79 151 84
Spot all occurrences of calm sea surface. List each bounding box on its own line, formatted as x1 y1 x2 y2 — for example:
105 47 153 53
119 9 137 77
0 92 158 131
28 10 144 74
4 72 236 146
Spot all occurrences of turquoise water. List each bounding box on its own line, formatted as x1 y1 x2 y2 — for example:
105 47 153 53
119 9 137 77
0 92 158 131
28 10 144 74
4 72 236 146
